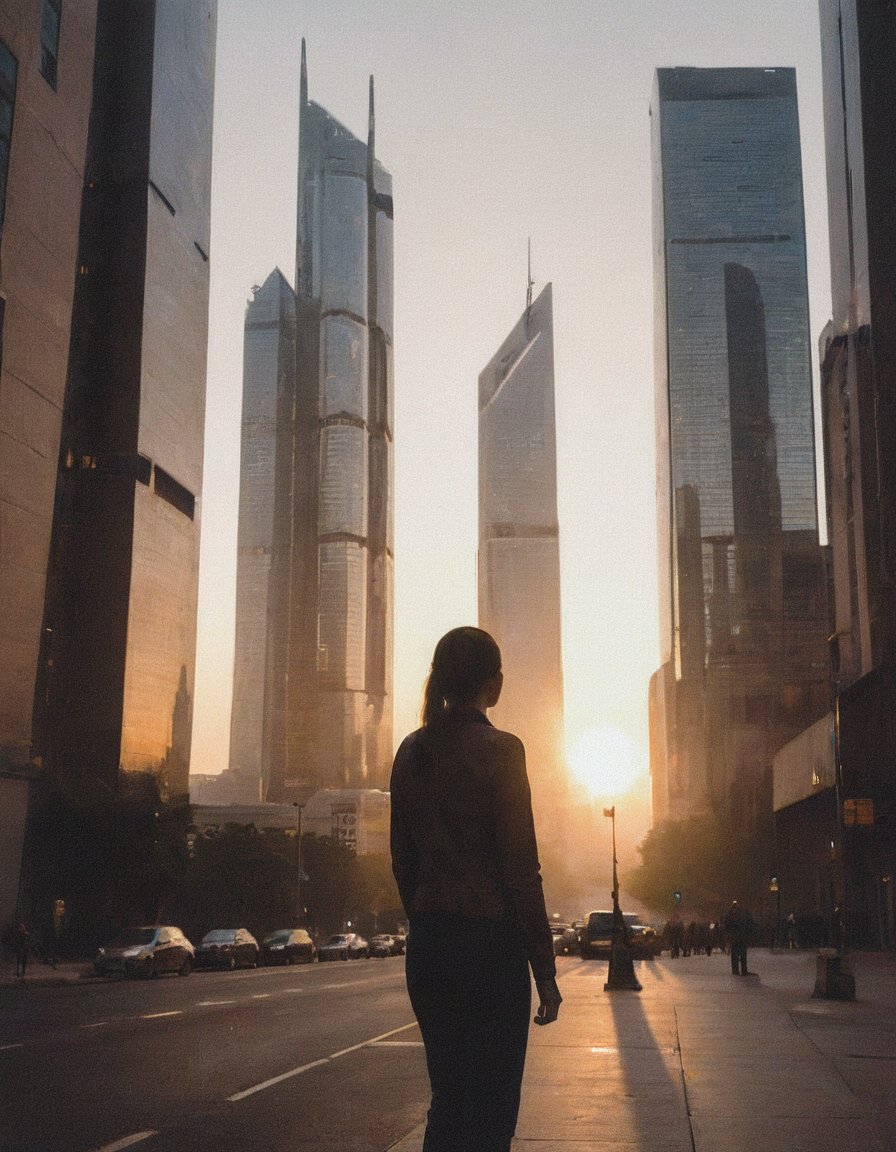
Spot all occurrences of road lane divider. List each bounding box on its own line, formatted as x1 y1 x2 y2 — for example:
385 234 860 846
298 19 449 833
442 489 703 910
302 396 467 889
0 1042 24 1051
140 1011 183 1020
90 1130 158 1152
226 1022 419 1103
227 1059 330 1101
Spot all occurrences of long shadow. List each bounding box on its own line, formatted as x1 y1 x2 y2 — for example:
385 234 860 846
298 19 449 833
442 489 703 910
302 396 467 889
605 960 694 1152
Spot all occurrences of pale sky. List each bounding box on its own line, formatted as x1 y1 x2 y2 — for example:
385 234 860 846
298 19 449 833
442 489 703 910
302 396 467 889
191 0 832 843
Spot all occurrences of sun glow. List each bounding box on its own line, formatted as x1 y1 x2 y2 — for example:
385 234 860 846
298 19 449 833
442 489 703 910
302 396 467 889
567 726 646 798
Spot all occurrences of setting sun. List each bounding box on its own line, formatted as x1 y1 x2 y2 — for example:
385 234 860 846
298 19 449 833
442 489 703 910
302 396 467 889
567 726 646 799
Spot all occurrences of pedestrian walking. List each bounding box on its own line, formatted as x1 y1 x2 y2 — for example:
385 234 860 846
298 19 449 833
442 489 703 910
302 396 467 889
14 922 31 980
390 626 562 1152
723 900 753 975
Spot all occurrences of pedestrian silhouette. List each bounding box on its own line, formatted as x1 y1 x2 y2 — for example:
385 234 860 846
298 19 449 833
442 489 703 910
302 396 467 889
391 627 561 1152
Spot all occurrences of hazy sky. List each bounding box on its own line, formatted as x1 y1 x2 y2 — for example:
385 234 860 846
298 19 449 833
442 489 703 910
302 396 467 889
192 0 831 836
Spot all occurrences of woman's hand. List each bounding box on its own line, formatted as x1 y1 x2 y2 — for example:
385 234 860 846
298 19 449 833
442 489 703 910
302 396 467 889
534 977 562 1025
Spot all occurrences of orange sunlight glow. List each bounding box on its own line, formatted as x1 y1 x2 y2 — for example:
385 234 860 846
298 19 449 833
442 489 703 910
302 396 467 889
567 726 646 799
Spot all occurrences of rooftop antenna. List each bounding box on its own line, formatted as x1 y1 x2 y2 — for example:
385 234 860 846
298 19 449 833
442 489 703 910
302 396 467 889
526 237 535 316
367 74 375 186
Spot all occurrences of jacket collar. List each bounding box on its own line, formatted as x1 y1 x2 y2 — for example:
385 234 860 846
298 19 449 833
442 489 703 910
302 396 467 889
448 705 492 726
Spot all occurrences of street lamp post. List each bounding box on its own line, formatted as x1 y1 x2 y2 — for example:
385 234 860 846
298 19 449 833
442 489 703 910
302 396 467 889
603 804 641 992
293 803 305 926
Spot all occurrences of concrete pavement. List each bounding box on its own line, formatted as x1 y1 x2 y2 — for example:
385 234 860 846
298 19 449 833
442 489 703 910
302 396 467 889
389 948 896 1152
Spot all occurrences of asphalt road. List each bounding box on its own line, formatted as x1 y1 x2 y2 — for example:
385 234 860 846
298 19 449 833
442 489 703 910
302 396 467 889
0 956 430 1152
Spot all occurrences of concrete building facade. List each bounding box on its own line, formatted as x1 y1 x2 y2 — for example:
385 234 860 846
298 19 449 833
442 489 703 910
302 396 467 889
478 283 565 819
650 67 830 829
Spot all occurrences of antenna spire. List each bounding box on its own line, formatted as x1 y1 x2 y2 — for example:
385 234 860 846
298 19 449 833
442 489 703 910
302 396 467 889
526 237 534 314
300 38 308 108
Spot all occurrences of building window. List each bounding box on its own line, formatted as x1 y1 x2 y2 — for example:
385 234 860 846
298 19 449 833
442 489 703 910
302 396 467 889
0 41 16 231
39 0 61 90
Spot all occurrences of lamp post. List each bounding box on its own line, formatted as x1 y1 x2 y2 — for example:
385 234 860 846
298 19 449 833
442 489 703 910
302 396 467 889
293 803 305 926
603 804 641 992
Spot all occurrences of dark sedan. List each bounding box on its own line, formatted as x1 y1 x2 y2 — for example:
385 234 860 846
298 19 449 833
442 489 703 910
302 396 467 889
318 932 368 961
260 929 316 965
94 925 194 978
194 928 259 970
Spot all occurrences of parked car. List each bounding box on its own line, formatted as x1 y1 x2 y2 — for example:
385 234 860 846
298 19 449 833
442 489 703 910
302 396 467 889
260 929 316 966
347 933 369 959
553 925 580 956
391 932 407 955
318 932 368 961
580 910 616 959
368 934 400 958
623 915 661 960
94 925 194 978
194 928 259 970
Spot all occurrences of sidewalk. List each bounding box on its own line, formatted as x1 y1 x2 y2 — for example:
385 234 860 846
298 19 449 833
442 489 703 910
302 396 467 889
389 949 896 1151
0 957 95 987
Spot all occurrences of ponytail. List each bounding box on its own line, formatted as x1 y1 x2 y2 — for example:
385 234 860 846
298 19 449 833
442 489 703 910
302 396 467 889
420 626 501 729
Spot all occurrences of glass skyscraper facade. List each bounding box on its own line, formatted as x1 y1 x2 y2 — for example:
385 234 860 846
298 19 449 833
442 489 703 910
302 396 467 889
478 284 565 812
651 68 830 825
33 0 217 800
228 270 297 802
229 45 393 801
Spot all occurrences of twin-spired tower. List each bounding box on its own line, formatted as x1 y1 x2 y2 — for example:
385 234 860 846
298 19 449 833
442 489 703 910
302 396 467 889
229 43 393 802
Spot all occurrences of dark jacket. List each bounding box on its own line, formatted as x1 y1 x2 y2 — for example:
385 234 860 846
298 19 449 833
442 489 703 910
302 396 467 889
390 707 556 982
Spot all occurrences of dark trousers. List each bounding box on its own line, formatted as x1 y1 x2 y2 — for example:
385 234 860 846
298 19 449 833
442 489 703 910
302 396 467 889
406 913 531 1152
731 942 748 974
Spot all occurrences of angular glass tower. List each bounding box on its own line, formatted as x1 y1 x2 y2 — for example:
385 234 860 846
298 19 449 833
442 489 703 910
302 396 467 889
478 284 565 810
650 68 830 825
228 270 297 802
240 43 394 801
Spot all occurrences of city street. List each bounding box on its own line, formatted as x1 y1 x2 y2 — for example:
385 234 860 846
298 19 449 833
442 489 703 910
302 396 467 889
3 949 896 1152
0 955 429 1152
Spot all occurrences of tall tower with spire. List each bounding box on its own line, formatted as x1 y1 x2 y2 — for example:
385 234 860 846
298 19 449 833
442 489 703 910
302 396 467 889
478 282 566 819
228 42 393 802
289 42 394 796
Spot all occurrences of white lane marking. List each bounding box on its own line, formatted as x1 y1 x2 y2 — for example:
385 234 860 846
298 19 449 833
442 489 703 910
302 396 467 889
329 1022 419 1060
370 1040 425 1047
251 994 272 999
227 1022 418 1102
0 1042 24 1051
91 1131 158 1152
227 1059 330 1102
196 1000 236 1007
141 1011 182 1020
280 988 304 994
84 1022 110 1029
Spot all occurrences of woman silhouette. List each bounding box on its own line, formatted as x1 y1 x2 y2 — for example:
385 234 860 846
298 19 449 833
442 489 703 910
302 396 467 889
390 626 561 1152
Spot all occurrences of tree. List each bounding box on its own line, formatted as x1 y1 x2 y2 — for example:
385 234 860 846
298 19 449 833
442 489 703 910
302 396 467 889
623 810 774 917
22 771 191 953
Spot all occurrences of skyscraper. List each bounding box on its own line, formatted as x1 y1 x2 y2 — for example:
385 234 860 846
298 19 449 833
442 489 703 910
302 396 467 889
478 283 565 812
33 0 217 800
650 68 830 826
813 0 896 947
0 0 99 931
228 269 297 802
229 44 393 801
